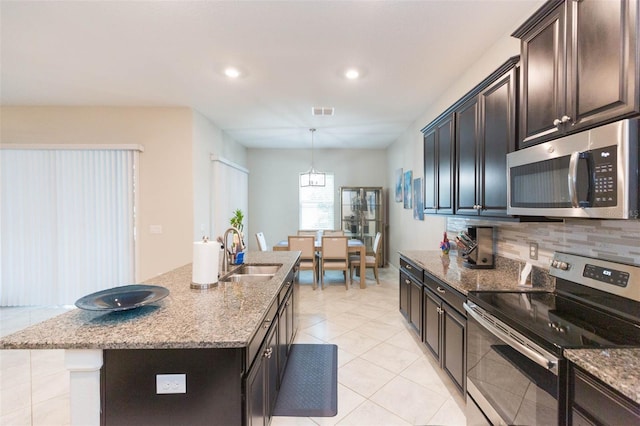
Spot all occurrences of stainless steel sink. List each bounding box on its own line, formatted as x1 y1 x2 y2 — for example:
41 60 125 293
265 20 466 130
219 264 281 283
234 264 281 275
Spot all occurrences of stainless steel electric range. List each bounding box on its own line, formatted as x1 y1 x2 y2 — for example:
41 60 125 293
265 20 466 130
464 252 640 425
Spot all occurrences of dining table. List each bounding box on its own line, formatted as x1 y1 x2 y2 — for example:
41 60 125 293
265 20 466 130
273 238 367 289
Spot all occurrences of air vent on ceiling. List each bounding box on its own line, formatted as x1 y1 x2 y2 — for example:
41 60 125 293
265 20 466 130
312 107 334 116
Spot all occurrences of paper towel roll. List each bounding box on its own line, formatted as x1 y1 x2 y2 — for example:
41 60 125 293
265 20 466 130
191 240 220 287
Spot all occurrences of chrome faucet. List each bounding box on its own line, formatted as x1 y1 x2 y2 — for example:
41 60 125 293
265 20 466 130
221 227 245 274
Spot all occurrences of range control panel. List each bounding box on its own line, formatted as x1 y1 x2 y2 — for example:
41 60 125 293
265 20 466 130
583 264 630 287
550 251 640 303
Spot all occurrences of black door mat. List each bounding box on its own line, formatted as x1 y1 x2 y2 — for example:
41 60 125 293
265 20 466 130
273 343 338 417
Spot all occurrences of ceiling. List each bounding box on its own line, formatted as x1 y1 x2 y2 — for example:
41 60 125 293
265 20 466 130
0 1 543 149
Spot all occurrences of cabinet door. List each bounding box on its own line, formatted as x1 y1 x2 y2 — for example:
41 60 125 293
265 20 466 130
423 129 437 213
341 187 363 238
479 67 516 217
519 2 566 146
567 0 639 132
442 305 466 394
266 323 278 422
423 288 441 360
455 96 480 215
246 350 266 426
399 271 410 318
277 303 288 384
409 277 422 336
436 116 455 214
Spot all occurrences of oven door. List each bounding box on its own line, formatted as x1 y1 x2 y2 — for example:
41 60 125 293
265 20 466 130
464 302 562 426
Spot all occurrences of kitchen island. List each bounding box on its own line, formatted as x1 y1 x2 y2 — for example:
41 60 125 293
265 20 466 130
0 250 300 425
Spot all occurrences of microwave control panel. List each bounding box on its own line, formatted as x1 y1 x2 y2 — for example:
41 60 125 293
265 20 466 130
591 145 617 206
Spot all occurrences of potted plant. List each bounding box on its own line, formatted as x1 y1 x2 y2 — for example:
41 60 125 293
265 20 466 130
230 209 244 233
229 209 245 249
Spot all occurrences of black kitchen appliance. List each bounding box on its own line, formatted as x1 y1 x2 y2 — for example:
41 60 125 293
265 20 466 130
464 252 640 425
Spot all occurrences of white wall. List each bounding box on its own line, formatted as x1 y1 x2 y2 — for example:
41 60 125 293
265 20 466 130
1 106 245 282
192 110 247 242
247 148 387 253
385 33 523 267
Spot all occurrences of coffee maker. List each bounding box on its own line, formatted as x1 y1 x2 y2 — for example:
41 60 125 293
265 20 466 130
460 226 495 269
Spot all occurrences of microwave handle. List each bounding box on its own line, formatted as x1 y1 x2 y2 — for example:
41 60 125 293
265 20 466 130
568 151 594 208
568 152 580 208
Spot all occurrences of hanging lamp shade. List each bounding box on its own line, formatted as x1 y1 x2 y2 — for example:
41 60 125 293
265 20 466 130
300 128 325 187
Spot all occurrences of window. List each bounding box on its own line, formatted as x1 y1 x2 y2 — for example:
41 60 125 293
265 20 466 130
1 147 139 306
299 173 334 230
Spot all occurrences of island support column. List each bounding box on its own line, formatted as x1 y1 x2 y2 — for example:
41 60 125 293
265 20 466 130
64 349 103 426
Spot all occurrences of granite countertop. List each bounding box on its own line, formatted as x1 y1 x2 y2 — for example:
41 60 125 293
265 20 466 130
398 250 554 295
0 251 299 350
565 348 640 405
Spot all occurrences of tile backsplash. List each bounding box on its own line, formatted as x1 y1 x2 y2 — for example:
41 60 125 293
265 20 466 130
447 217 640 267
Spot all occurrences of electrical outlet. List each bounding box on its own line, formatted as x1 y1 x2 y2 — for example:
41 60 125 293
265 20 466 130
156 374 186 394
529 242 539 260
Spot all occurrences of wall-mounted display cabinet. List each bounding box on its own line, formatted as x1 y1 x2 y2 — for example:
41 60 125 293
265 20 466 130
340 186 385 267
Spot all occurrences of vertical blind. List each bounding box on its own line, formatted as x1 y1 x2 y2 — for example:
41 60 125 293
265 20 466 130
211 157 249 244
1 148 138 306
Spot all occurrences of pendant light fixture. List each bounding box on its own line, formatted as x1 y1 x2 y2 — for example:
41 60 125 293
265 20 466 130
300 128 325 187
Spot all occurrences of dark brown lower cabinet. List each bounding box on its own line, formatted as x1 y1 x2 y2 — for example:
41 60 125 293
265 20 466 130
423 288 441 359
409 277 422 335
399 257 467 396
101 269 298 426
399 271 410 319
570 364 640 425
422 272 467 395
247 320 278 426
442 305 465 392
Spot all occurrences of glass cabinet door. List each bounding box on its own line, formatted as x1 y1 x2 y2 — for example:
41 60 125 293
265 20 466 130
340 187 384 266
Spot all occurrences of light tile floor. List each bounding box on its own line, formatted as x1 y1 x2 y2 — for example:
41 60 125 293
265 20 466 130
0 266 467 426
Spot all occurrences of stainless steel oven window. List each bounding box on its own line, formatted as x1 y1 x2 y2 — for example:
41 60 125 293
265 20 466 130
465 304 560 425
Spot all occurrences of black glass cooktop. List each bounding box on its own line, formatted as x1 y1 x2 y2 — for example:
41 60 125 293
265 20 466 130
467 290 640 355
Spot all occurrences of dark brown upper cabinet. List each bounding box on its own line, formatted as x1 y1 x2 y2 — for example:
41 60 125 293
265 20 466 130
422 57 518 218
423 114 454 215
513 0 639 148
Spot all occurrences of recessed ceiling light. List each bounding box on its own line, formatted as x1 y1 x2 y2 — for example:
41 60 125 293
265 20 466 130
224 67 241 78
345 69 360 80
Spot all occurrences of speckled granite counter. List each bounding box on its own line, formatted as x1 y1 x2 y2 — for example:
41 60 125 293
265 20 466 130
0 251 299 350
565 348 640 405
398 250 554 295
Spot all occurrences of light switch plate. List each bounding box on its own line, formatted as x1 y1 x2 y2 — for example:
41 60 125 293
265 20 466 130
156 374 186 394
529 242 538 260
150 225 163 234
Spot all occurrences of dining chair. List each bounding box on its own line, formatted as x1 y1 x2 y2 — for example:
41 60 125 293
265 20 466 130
320 236 349 290
297 230 316 236
324 230 344 236
255 232 268 251
288 236 318 289
350 231 382 284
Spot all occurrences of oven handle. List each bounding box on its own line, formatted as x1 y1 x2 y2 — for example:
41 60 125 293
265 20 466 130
464 302 559 375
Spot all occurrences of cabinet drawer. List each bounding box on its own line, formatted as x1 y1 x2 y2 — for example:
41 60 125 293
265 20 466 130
423 272 465 315
573 366 640 426
247 300 278 371
278 271 294 305
400 257 423 282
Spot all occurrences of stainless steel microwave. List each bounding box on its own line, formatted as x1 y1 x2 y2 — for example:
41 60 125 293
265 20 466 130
507 118 639 219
